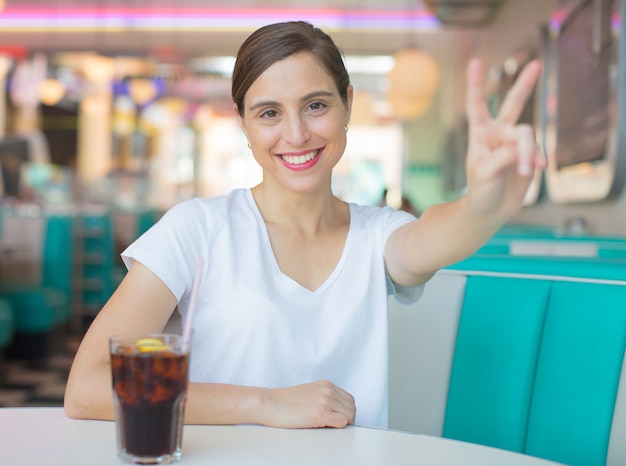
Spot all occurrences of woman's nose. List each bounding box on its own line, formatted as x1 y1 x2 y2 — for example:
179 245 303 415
284 116 311 146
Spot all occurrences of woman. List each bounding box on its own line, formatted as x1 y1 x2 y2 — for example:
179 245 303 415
64 21 544 429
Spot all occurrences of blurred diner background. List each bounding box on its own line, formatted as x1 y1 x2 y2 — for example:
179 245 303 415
1 0 626 464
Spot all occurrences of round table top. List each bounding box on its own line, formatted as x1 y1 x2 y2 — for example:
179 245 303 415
0 407 564 465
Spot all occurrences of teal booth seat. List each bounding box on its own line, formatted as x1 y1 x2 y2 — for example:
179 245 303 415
41 213 75 326
493 223 626 242
136 209 160 237
1 212 75 360
3 288 55 333
1 285 69 359
525 281 626 465
388 254 626 466
492 223 561 238
0 298 15 350
447 254 626 280
443 276 552 453
479 226 626 259
478 238 626 258
443 257 626 465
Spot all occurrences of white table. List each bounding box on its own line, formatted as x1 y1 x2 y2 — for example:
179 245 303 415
0 407 564 465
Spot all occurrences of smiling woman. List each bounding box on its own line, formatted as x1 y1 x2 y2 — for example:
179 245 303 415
64 20 544 433
239 51 350 190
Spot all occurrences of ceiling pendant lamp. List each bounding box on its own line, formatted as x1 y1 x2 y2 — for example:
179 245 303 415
387 47 440 120
82 55 116 83
39 78 66 106
128 78 158 106
386 91 433 120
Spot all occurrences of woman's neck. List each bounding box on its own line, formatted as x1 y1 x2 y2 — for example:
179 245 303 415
251 182 347 235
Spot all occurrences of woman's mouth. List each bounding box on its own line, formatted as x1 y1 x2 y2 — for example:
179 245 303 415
279 149 321 170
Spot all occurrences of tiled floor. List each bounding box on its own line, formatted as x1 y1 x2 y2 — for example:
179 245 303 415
0 336 79 408
0 316 182 408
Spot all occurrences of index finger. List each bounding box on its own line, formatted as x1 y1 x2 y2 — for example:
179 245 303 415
465 58 492 125
497 59 543 124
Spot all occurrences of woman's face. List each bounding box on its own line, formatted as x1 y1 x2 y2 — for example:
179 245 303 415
239 52 352 194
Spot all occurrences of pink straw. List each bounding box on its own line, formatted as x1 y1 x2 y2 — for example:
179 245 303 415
182 257 204 343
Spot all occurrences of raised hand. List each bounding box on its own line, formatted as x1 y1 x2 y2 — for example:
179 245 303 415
261 380 356 428
464 58 546 221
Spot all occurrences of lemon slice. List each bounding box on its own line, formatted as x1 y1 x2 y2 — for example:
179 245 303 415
136 338 171 352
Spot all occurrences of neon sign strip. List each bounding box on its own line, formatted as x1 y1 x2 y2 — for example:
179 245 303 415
0 6 440 32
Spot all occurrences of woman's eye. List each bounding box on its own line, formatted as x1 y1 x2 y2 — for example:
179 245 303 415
260 109 278 119
309 101 326 111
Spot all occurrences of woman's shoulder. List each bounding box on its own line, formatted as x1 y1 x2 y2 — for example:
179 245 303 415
166 189 249 216
348 202 417 240
155 189 251 234
349 202 414 222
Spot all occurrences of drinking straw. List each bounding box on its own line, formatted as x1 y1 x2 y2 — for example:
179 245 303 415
182 257 204 343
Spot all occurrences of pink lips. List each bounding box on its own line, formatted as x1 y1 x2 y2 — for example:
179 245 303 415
279 149 322 171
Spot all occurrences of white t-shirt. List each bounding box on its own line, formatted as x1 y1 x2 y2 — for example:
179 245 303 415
122 188 423 428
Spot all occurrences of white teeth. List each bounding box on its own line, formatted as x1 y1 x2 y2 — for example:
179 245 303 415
281 150 318 165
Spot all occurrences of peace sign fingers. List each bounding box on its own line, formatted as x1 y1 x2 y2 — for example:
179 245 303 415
465 58 492 126
496 59 543 124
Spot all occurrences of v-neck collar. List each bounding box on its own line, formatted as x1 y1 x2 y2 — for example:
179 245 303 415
244 188 353 296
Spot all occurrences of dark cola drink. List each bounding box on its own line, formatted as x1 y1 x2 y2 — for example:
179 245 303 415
110 335 189 465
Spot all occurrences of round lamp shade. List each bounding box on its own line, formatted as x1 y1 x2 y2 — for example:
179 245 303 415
388 48 440 101
82 55 115 83
128 79 158 106
39 78 66 106
387 89 432 120
387 48 440 120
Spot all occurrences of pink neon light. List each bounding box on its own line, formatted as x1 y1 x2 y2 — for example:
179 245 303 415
0 6 437 19
549 5 621 30
0 4 437 21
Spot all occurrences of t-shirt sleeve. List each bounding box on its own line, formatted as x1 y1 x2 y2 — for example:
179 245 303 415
121 198 208 301
386 274 425 304
380 207 425 304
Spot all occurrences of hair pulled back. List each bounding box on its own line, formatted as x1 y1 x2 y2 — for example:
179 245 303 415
231 21 350 117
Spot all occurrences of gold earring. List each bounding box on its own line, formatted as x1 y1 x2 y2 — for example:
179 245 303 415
344 125 349 133
247 142 251 149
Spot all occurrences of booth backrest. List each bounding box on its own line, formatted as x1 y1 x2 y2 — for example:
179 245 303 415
478 227 626 259
42 215 75 302
388 257 626 466
0 298 14 349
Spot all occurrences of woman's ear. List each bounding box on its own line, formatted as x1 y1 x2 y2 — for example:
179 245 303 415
235 104 247 136
345 84 354 124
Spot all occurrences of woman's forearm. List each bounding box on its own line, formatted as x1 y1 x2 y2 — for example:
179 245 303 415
66 372 355 429
415 196 504 265
64 367 265 425
184 382 265 425
186 379 354 428
386 196 505 287
64 362 115 421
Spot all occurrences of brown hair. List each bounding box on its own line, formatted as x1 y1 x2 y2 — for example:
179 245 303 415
231 21 350 117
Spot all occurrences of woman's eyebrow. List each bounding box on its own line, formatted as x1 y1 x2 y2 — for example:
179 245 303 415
248 90 336 112
302 90 335 100
248 99 280 111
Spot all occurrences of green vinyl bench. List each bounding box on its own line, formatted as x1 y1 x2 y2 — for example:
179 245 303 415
0 212 74 360
477 226 626 259
389 255 626 466
0 297 14 352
